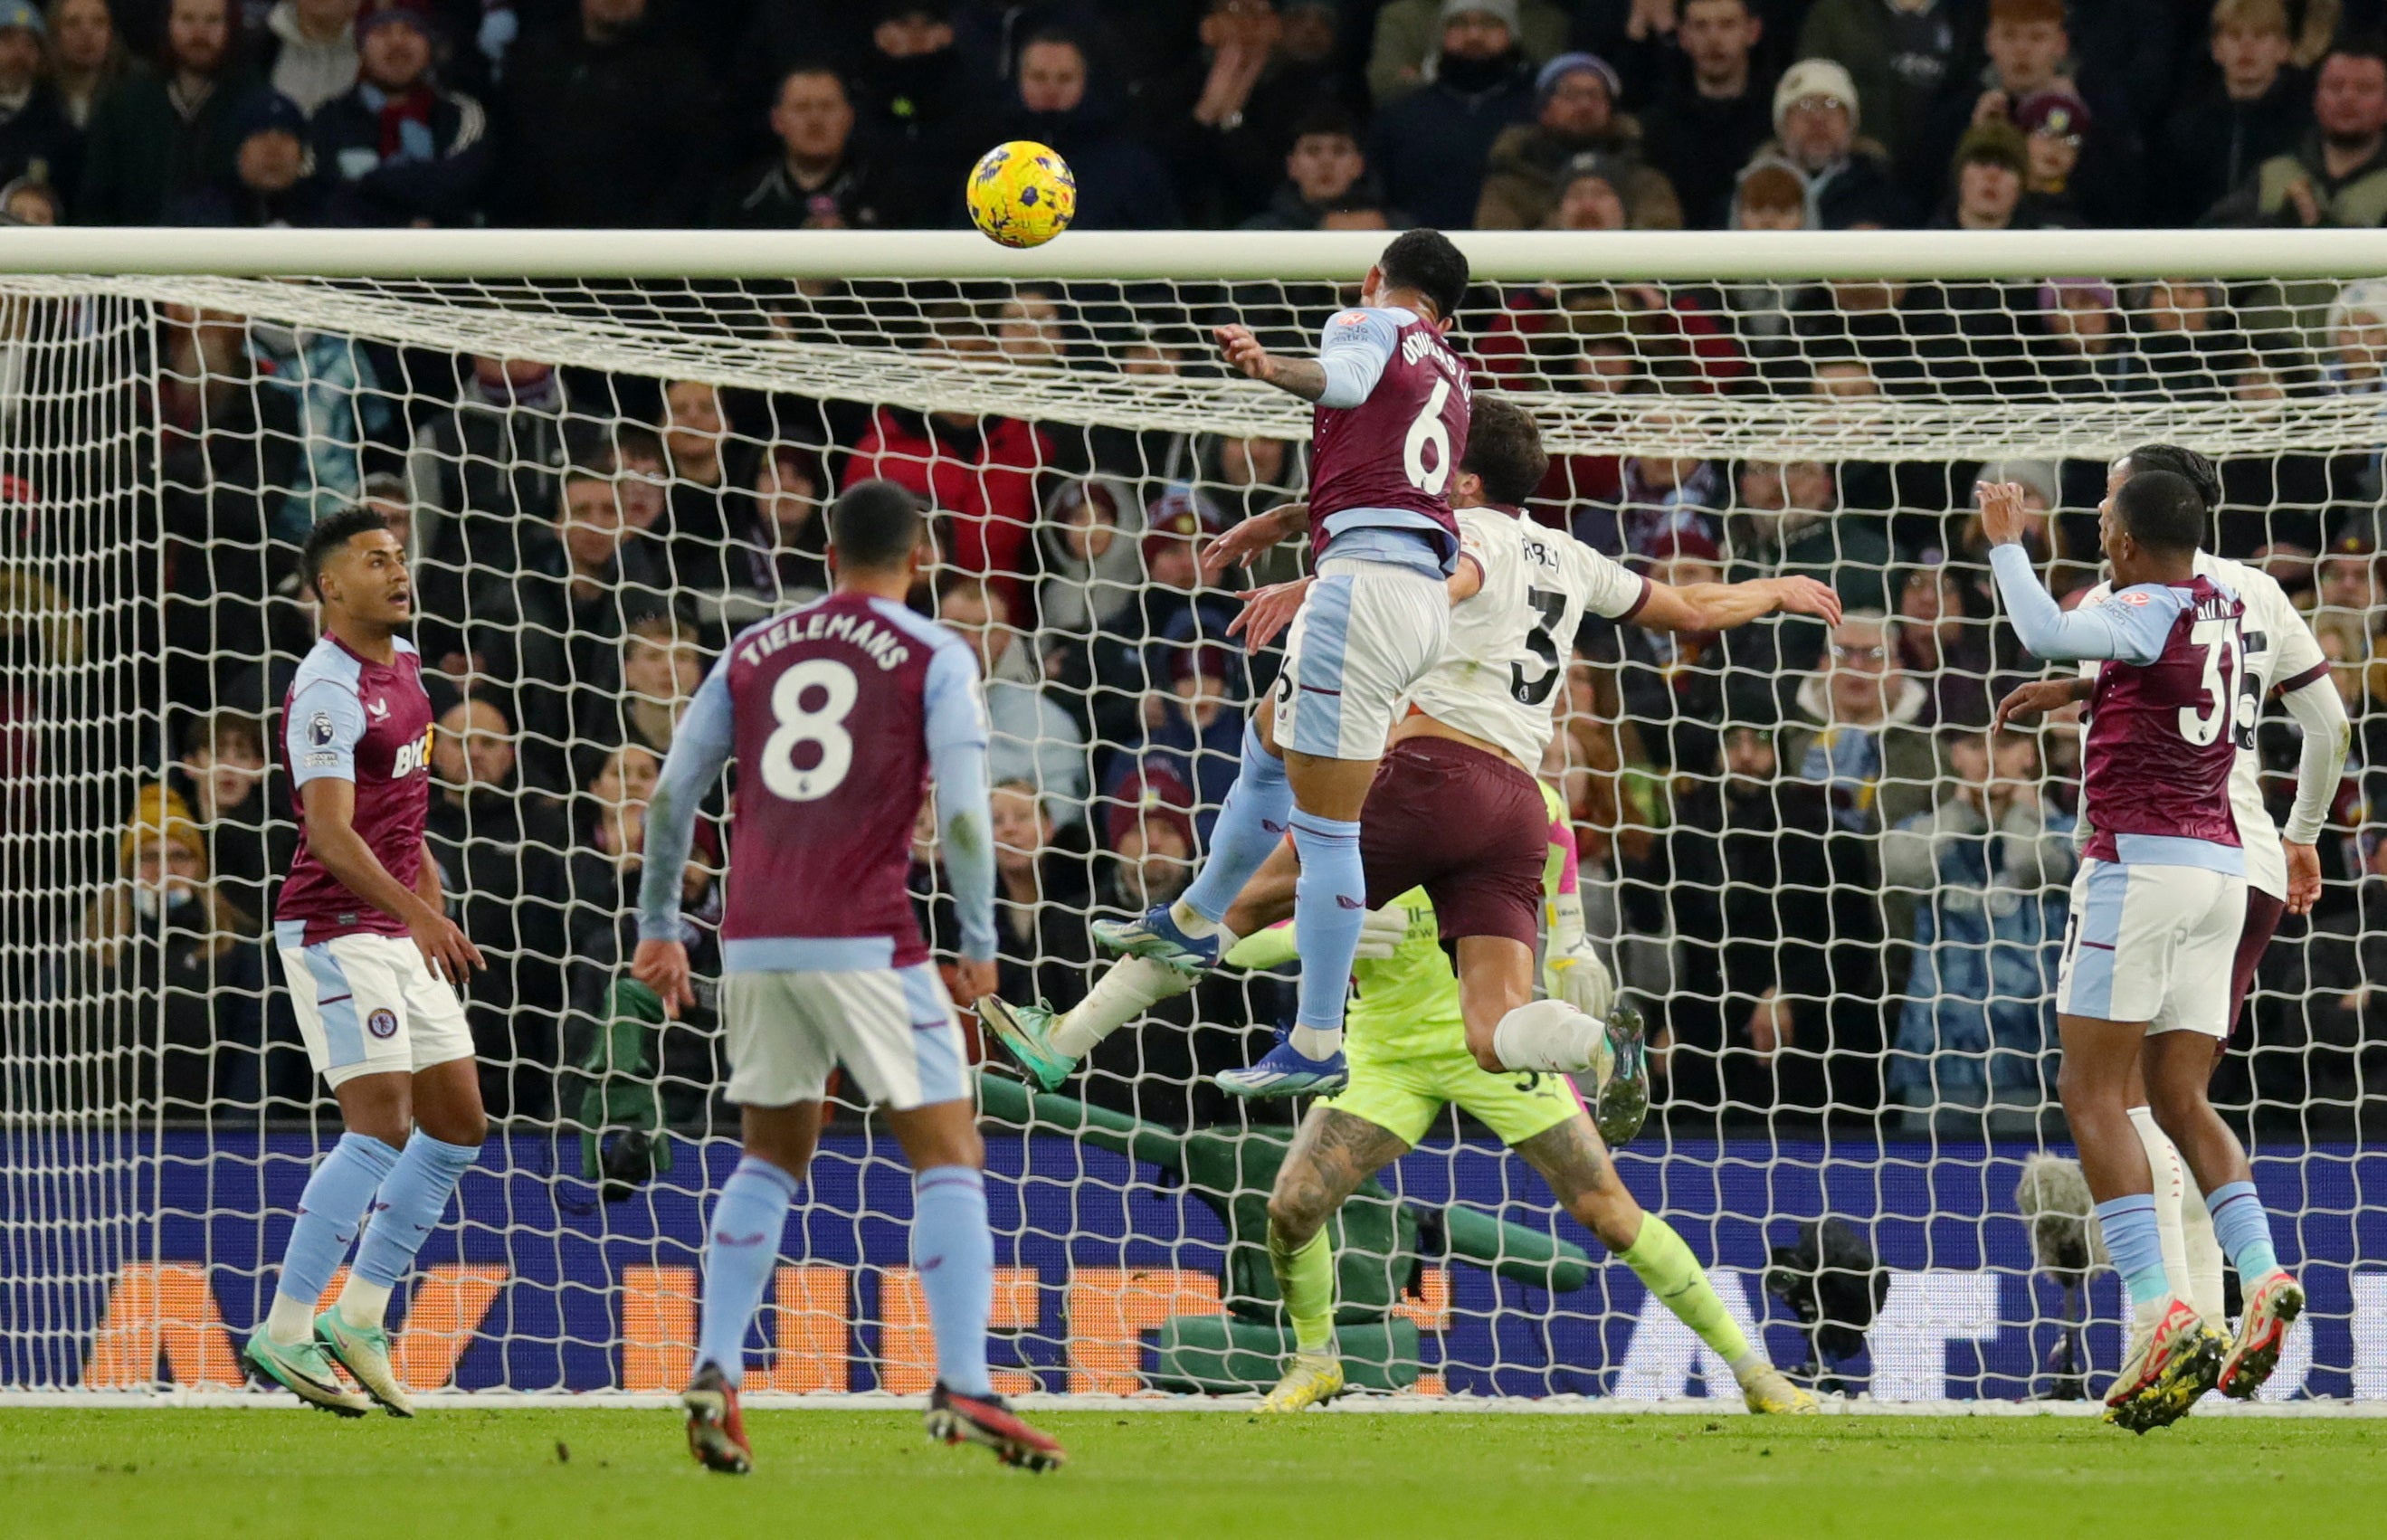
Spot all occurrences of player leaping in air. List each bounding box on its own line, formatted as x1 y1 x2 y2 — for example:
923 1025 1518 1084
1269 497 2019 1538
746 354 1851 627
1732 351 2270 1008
246 507 489 1417
1996 444 2345 1425
983 396 1838 1100
1981 471 2304 1432
633 481 1063 1475
1089 229 1479 1095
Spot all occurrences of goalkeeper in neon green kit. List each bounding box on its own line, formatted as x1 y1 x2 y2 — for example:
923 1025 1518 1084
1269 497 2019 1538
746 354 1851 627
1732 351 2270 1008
1220 782 1812 1412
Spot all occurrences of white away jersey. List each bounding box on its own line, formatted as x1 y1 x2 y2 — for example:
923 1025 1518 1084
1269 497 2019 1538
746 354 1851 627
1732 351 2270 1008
2076 550 2325 898
1404 508 1648 767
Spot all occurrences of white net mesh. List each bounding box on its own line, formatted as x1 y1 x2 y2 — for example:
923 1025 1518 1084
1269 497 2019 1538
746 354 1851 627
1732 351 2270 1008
5 231 2385 1402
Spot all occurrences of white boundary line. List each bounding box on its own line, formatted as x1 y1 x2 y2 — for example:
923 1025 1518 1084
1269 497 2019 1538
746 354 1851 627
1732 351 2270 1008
0 227 2385 280
6 1391 2385 1417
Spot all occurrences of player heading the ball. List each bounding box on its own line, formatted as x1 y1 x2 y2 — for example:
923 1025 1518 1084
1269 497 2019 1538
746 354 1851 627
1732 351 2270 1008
1092 228 1477 1096
1983 471 2304 1432
247 506 490 1418
632 480 1062 1476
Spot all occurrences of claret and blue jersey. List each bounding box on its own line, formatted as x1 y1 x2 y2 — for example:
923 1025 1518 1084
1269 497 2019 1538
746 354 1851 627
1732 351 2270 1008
1307 304 1471 577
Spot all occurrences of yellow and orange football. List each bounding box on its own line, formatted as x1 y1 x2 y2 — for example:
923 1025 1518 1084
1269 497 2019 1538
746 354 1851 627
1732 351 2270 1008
965 140 1077 249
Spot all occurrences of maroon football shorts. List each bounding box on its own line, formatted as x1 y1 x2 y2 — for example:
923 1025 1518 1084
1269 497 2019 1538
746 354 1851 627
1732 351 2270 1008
1357 736 1547 949
2225 886 2287 1042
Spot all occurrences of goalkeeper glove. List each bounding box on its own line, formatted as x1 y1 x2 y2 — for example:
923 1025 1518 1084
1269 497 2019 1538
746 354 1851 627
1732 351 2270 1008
1353 904 1411 961
1545 940 1615 1022
577 976 676 1200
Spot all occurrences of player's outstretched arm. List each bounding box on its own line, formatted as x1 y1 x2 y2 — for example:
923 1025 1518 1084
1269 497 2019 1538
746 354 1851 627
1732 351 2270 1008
1218 308 1397 406
1981 480 2173 664
925 642 1000 1003
1633 574 1841 634
2279 672 2350 915
632 658 736 1017
1993 675 2093 730
1201 500 1307 578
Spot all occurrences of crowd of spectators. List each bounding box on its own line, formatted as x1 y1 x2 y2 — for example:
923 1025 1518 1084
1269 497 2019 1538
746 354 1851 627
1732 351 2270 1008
0 1 2383 236
49 0 2387 1143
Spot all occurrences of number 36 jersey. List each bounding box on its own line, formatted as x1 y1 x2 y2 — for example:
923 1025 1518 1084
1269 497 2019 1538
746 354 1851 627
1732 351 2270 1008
708 591 986 967
1403 507 1650 769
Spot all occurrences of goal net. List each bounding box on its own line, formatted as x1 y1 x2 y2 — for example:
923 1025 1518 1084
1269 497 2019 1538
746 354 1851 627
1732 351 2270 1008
5 227 2384 1405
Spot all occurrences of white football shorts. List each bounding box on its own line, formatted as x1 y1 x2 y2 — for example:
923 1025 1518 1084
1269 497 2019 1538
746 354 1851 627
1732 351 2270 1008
2054 859 2248 1037
718 962 967 1111
275 927 476 1088
1272 556 1451 761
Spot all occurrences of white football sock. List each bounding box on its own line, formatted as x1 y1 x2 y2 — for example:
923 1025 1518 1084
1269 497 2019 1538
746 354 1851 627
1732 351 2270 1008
2177 1155 2227 1324
1050 956 1192 1058
2127 1106 2192 1309
1287 1024 1342 1060
1490 1000 1609 1077
264 1290 317 1345
338 1274 394 1331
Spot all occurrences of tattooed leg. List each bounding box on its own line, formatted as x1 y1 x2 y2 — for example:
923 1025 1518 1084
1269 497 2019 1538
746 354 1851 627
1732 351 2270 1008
1266 1107 1413 1245
1514 1112 1642 1253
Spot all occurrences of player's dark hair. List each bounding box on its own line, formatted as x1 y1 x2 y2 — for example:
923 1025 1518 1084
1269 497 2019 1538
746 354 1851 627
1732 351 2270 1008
299 506 395 602
830 479 926 571
2114 469 2205 556
1377 228 1469 324
2122 442 2221 514
1460 394 1548 506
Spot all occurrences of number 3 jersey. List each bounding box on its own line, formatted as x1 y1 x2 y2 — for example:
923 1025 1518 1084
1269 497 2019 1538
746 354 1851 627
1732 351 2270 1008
644 591 990 972
2076 574 2247 866
1403 507 1650 768
2074 551 2326 899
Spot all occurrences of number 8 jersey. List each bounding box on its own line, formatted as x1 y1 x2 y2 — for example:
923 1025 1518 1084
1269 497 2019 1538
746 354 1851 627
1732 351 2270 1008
699 591 986 970
1404 507 1650 769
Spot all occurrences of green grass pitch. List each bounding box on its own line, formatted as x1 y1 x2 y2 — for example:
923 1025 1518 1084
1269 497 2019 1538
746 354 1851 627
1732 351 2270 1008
10 1408 2387 1540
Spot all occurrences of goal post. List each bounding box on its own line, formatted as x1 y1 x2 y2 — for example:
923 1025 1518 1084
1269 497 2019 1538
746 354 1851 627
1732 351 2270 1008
2 227 2383 1405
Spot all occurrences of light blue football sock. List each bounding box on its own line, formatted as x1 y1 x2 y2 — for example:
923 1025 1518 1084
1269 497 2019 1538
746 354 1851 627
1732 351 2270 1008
352 1133 479 1288
697 1155 798 1386
1289 811 1366 1034
2096 1194 2173 1309
1179 720 1291 926
2206 1180 2282 1281
912 1165 995 1397
271 1132 402 1332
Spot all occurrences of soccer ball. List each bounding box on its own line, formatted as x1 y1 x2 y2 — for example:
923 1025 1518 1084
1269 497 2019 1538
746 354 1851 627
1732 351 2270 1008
966 141 1077 249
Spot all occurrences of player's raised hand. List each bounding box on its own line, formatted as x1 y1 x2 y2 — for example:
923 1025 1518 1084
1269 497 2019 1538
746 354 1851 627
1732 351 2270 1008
1976 480 2030 547
1994 677 2086 731
411 910 486 988
1771 575 1842 627
1214 323 1275 383
632 937 695 1019
1229 576 1313 651
1201 507 1293 578
2284 840 2323 916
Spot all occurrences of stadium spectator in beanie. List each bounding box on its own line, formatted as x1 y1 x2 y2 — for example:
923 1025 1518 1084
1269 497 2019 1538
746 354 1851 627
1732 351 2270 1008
1932 121 2042 230
1116 646 1244 838
1477 50 1680 229
1099 763 1200 914
2160 0 2312 226
494 0 717 228
2012 88 2089 223
78 0 253 224
1241 107 1384 230
2208 39 2387 227
309 1 489 227
850 1 994 229
1369 0 1534 230
255 0 358 118
1751 59 1905 228
1793 0 1963 175
1539 151 1636 230
1640 0 1778 229
710 64 884 231
0 2 76 201
47 0 127 133
166 87 363 224
1365 0 1565 107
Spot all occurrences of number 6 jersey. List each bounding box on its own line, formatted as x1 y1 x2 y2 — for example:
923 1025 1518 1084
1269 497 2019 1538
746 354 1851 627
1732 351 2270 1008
1403 507 1650 769
646 591 990 972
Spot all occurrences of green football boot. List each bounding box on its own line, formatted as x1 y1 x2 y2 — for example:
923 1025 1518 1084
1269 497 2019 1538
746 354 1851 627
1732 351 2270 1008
244 1328 371 1417
316 1311 414 1416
